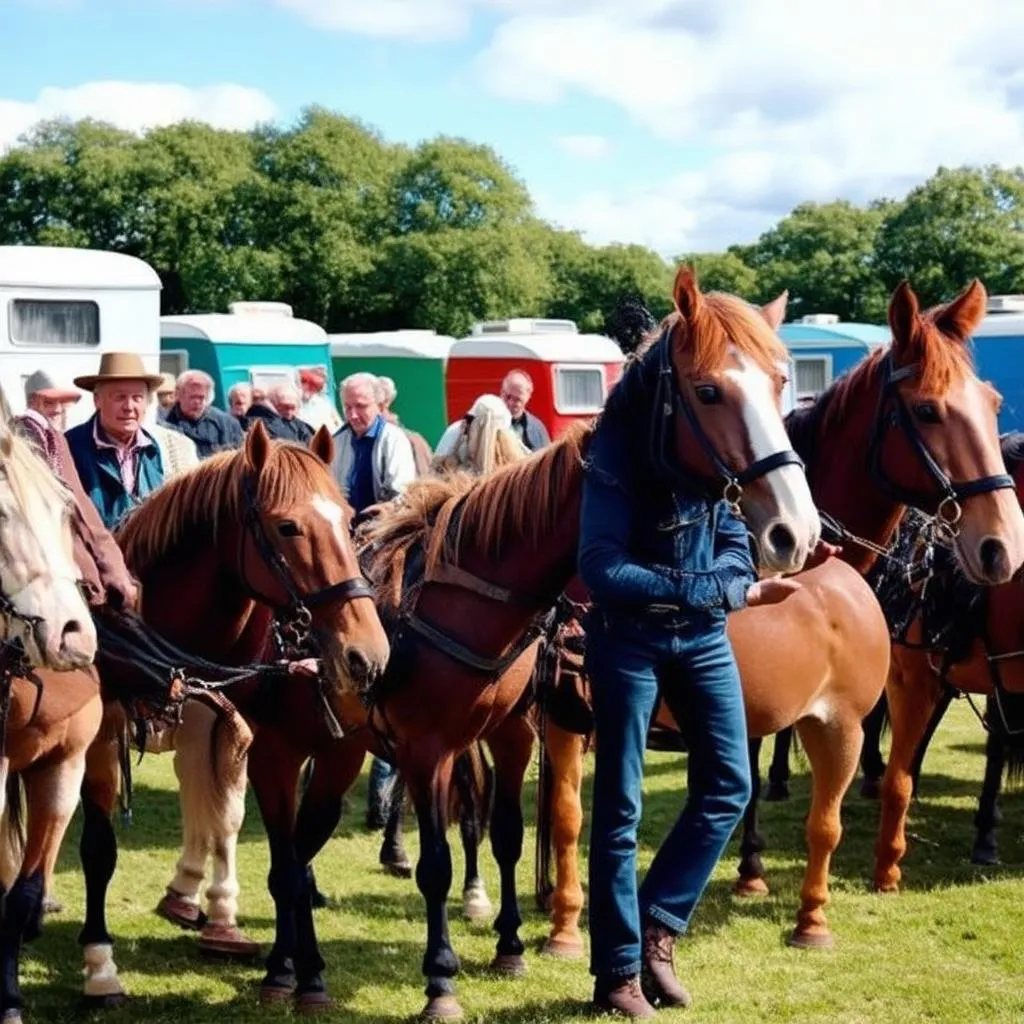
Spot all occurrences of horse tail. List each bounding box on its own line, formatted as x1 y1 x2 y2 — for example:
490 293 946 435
448 743 494 840
997 692 1024 790
2 772 26 875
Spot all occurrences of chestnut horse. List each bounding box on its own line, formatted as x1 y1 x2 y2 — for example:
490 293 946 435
533 278 1024 961
289 266 822 1020
58 422 390 1010
0 414 106 1024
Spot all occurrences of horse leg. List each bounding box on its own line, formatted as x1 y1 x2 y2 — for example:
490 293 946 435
972 718 1005 866
788 714 863 949
540 720 587 960
908 686 954 800
734 737 770 897
407 751 461 1020
299 761 328 910
859 695 888 800
765 728 792 802
457 751 493 923
379 775 412 878
874 658 941 893
485 717 534 978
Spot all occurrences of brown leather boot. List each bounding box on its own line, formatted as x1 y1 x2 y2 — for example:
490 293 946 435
641 922 692 1008
592 974 656 1019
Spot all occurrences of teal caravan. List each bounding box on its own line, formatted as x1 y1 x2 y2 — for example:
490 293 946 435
329 330 454 447
778 314 890 405
970 294 1024 433
160 302 334 412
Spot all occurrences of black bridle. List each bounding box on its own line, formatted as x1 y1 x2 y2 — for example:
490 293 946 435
650 328 805 512
867 352 1015 530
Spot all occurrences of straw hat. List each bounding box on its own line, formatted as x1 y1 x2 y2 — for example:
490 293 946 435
24 369 81 404
73 352 165 392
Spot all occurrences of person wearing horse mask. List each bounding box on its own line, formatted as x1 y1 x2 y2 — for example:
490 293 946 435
578 376 835 1017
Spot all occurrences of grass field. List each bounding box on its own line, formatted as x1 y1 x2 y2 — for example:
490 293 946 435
23 700 1024 1023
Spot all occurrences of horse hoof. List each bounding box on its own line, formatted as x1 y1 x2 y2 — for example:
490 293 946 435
541 937 585 960
295 991 333 1015
733 876 770 898
2 1010 22 1024
156 892 206 931
462 885 493 922
421 995 464 1020
859 778 881 800
80 992 129 1011
490 953 527 977
971 849 1000 867
259 984 296 1005
764 783 790 802
198 925 262 961
42 896 64 915
787 930 834 950
382 859 413 879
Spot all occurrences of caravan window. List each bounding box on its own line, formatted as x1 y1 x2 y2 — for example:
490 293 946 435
554 365 606 413
9 299 100 347
793 355 831 400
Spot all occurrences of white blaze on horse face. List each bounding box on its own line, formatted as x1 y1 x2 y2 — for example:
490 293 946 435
311 495 348 554
724 350 821 571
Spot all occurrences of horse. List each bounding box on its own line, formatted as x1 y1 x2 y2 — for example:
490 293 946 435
54 421 390 1010
282 265 822 1021
873 432 1024 889
532 277 1024 962
0 414 110 1024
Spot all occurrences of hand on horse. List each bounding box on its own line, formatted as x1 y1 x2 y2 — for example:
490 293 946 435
287 658 320 678
804 538 842 571
746 577 802 607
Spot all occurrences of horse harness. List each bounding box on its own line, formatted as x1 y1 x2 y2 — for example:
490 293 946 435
0 588 47 760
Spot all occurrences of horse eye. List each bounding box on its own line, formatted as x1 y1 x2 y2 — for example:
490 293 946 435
913 402 941 424
694 384 721 405
278 521 301 537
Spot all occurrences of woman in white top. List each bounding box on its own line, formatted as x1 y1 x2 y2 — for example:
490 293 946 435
432 393 529 476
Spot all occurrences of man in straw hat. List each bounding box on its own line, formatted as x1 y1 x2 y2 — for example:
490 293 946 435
65 351 166 531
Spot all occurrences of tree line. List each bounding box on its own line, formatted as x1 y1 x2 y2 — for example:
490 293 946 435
2 106 1023 344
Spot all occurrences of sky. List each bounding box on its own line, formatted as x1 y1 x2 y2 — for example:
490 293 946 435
3 0 1024 256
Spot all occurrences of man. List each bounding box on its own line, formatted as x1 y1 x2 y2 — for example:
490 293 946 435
227 382 252 422
268 382 315 444
65 353 166 531
330 372 416 829
375 376 432 477
163 370 244 460
331 372 416 515
500 369 551 451
155 374 177 421
22 369 81 431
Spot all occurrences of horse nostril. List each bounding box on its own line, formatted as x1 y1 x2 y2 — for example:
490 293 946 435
767 523 797 561
62 619 83 638
980 537 1009 580
345 647 372 684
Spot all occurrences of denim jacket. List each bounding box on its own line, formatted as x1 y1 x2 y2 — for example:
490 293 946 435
578 414 756 615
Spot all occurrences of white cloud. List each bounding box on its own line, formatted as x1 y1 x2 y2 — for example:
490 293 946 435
273 0 472 40
473 0 1024 251
0 81 277 152
556 133 611 159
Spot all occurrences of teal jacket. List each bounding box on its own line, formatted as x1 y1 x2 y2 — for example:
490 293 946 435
65 415 165 531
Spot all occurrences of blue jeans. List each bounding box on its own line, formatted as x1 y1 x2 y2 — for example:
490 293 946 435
368 756 396 817
586 609 752 980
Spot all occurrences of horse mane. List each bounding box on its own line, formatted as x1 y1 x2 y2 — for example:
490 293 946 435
363 421 591 609
1001 432 1024 470
117 442 338 572
2 430 73 516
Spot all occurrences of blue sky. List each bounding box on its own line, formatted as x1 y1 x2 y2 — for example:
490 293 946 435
4 0 1024 254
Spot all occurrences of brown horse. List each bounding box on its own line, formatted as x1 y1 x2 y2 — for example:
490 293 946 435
297 266 822 1020
533 277 1024 963
61 421 390 1010
0 414 105 1024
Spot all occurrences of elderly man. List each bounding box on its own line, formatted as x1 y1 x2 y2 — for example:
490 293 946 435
331 372 416 515
375 376 432 477
228 382 252 423
22 369 81 431
64 352 165 532
163 369 244 460
501 369 551 451
155 373 177 421
268 382 315 444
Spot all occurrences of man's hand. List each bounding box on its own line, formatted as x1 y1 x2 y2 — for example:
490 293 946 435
804 538 842 571
746 577 802 607
288 658 320 678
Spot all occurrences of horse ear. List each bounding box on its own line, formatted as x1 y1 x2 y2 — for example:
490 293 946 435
673 264 703 321
310 424 334 466
888 279 921 351
934 278 987 341
760 290 788 331
244 418 272 471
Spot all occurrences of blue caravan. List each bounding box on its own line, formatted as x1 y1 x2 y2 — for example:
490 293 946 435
778 314 891 404
160 302 334 412
970 295 1024 433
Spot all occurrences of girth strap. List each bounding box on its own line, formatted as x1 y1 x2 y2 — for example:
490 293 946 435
404 612 549 677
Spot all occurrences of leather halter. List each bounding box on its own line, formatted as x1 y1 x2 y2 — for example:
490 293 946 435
867 352 1014 523
651 328 805 511
237 472 376 615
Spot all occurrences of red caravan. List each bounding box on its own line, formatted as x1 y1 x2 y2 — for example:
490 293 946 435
445 318 626 441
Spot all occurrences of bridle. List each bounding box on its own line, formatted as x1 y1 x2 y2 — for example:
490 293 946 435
650 327 805 514
867 351 1015 536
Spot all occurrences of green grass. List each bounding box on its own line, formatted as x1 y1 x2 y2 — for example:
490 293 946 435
24 700 1024 1022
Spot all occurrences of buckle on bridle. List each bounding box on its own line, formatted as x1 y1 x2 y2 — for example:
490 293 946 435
723 479 743 515
934 495 963 541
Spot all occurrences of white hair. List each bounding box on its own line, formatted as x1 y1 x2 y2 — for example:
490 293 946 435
177 369 216 395
228 382 252 401
340 372 380 398
269 381 299 405
376 375 397 407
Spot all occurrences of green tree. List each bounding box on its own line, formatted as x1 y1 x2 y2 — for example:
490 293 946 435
874 166 1024 306
678 250 758 298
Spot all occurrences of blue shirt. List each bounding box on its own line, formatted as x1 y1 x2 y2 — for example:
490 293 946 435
347 414 383 514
